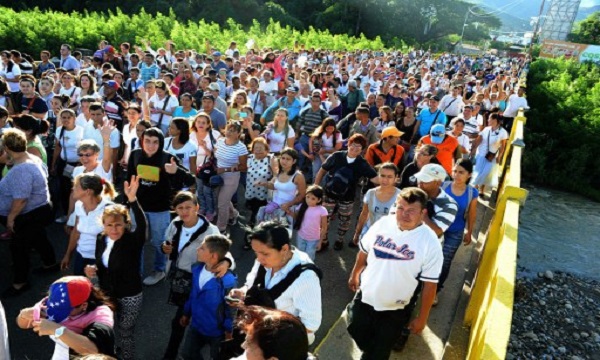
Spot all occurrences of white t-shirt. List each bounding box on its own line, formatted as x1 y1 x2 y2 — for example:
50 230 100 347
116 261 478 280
164 138 198 171
122 123 138 162
198 266 215 290
266 126 295 153
320 132 342 151
190 130 221 164
358 215 443 311
1 64 21 92
149 94 179 127
246 90 264 115
75 113 90 127
449 131 471 153
82 121 121 160
55 126 84 163
503 94 529 118
75 198 113 259
59 86 82 106
259 80 278 107
477 126 508 155
102 236 115 268
72 163 113 182
179 219 204 253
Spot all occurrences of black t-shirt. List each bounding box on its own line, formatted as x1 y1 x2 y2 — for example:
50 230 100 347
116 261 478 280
322 151 377 201
20 95 48 114
73 322 116 357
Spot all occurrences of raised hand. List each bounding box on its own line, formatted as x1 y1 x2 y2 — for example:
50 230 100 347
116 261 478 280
123 175 139 202
100 119 115 141
165 157 178 174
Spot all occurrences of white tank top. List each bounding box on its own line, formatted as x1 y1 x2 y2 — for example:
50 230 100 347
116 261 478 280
272 172 298 205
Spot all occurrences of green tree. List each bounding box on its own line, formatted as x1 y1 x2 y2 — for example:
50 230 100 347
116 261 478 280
568 11 600 45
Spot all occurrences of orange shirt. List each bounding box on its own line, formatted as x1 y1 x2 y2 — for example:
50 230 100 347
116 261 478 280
420 135 459 175
365 142 405 168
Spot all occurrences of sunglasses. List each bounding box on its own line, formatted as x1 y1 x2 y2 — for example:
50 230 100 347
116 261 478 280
78 153 95 157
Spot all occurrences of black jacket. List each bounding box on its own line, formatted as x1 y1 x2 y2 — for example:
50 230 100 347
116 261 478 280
95 200 147 299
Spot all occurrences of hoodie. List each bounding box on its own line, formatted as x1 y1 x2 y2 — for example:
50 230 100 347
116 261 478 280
127 129 194 212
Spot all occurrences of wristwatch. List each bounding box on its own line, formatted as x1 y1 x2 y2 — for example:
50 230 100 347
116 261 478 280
55 326 66 338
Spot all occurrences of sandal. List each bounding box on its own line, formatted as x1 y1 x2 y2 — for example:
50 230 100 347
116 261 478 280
333 240 344 251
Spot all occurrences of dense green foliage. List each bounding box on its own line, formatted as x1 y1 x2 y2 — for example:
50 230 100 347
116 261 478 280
524 58 600 200
0 7 386 55
0 0 500 49
568 11 600 45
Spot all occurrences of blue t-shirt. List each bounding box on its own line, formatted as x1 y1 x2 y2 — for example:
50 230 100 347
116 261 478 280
172 106 198 119
442 182 478 233
417 109 447 137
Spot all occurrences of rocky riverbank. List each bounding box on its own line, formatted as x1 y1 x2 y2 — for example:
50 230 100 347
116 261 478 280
507 270 600 360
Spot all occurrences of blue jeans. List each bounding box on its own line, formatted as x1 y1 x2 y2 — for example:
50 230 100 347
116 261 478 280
181 327 222 360
296 134 312 181
145 211 170 273
439 230 464 290
296 235 319 261
196 178 215 214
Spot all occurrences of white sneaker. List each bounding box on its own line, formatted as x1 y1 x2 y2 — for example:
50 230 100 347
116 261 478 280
432 294 439 306
143 271 165 286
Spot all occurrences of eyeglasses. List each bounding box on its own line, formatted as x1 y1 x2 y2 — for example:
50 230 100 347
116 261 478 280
78 153 95 157
349 144 363 149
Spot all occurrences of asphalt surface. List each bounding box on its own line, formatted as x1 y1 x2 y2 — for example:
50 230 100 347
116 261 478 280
0 190 362 360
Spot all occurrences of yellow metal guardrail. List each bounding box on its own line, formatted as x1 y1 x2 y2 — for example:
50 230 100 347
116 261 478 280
462 104 529 359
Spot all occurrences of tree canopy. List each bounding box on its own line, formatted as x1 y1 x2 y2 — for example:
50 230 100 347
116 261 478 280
0 0 500 47
568 11 600 45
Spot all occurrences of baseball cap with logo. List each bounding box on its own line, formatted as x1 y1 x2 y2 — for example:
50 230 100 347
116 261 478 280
414 163 447 183
208 83 220 91
104 80 119 90
45 276 92 323
430 124 446 144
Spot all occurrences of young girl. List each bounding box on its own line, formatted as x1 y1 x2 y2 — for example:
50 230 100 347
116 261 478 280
308 118 342 184
287 185 328 260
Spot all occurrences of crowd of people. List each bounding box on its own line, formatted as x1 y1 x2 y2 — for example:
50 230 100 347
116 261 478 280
0 39 529 360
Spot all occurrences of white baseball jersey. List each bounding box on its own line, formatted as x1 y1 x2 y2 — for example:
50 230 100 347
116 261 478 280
358 215 443 311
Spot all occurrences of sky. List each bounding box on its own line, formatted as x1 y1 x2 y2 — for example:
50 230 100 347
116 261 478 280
580 0 599 7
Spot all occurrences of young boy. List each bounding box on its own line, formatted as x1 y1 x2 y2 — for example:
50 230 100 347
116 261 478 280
180 235 237 359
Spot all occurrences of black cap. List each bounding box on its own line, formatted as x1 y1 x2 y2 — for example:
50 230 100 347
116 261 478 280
430 95 440 101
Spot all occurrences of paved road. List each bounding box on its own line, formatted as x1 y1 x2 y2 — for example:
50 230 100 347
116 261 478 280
0 197 361 359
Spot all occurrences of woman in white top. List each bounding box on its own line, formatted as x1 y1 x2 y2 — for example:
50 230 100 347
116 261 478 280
51 109 84 220
262 108 295 153
190 112 222 220
149 79 179 135
164 118 197 172
78 73 100 102
228 222 322 345
60 173 116 276
0 51 21 93
214 122 248 233
58 72 81 108
120 104 142 168
308 118 342 185
256 148 306 232
448 117 470 158
470 113 508 196
373 105 395 134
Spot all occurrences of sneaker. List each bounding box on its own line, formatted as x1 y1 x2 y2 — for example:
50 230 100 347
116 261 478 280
205 212 216 222
432 294 439 306
143 271 166 286
55 215 68 223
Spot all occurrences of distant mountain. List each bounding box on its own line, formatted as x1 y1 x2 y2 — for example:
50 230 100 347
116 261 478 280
469 0 600 31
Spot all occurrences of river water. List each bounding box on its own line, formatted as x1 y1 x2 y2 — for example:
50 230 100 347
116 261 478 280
517 185 600 281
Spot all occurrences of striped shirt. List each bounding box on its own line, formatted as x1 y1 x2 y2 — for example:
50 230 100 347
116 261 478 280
430 189 458 234
214 138 248 168
244 250 322 344
298 108 327 135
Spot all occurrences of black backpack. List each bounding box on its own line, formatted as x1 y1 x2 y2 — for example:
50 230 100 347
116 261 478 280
244 263 323 308
325 165 354 199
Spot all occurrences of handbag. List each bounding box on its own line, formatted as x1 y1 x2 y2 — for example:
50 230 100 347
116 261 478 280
166 267 193 307
197 156 217 183
484 129 497 162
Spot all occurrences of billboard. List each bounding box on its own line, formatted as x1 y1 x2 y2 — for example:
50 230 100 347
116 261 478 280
540 40 600 64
